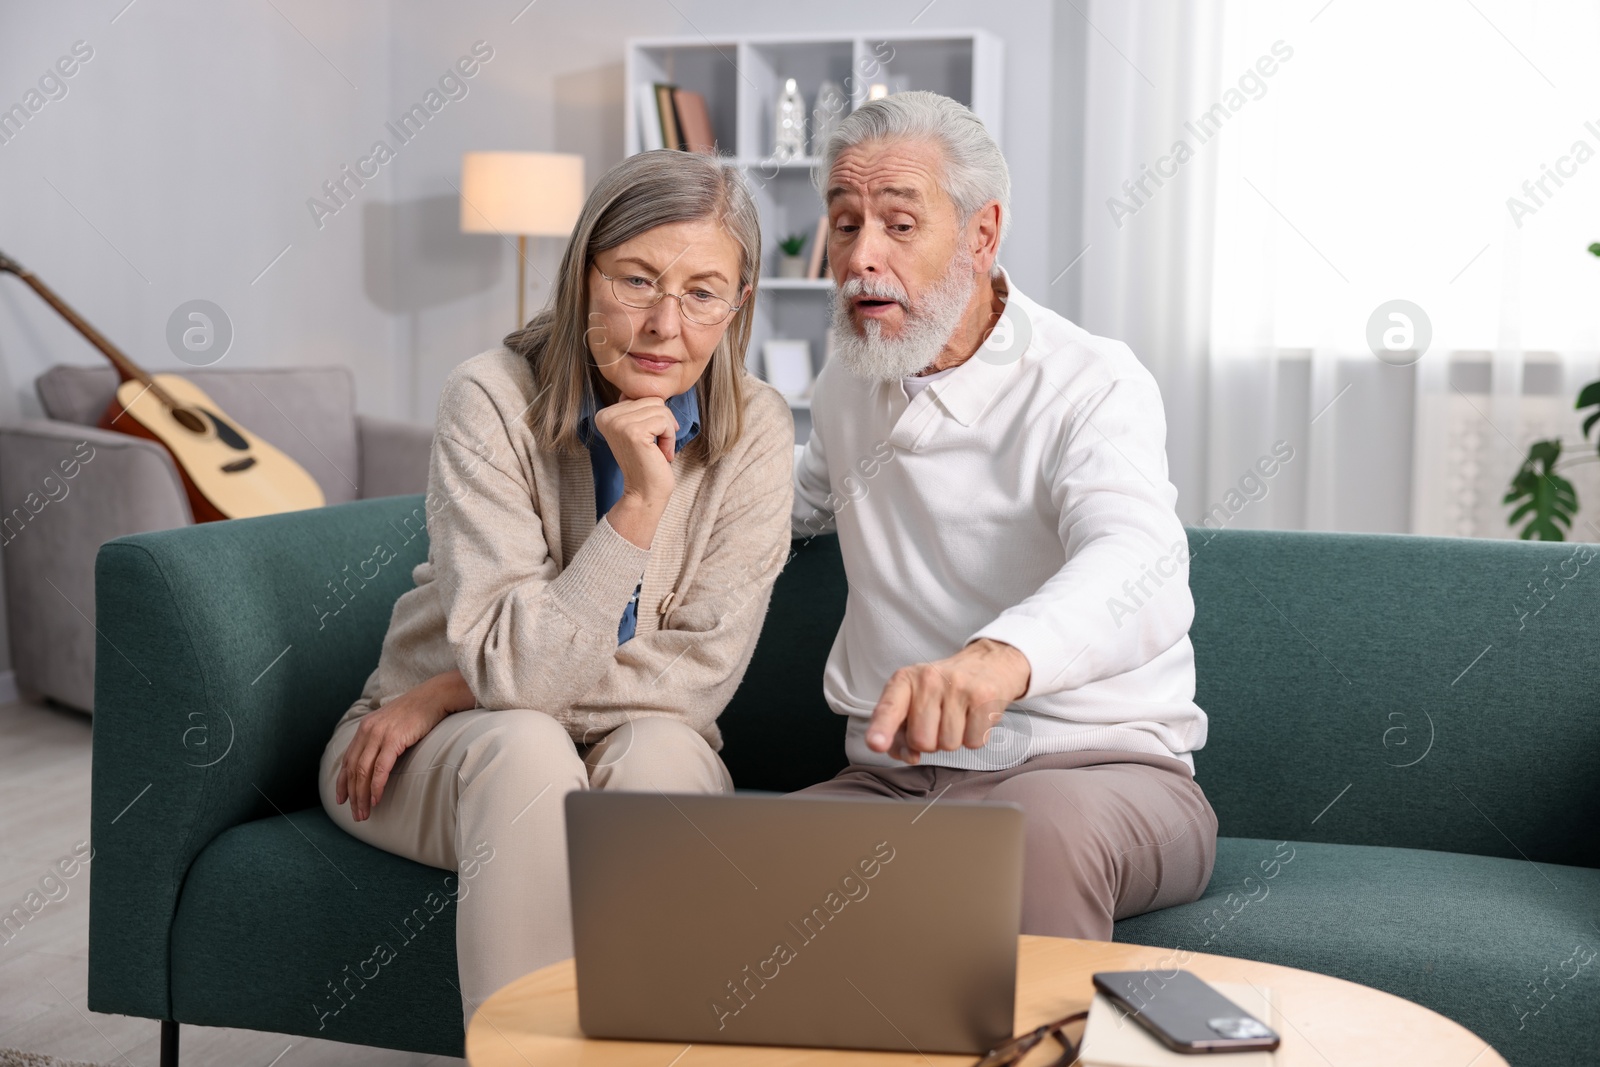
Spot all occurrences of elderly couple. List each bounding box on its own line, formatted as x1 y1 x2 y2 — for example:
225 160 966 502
318 91 1217 1023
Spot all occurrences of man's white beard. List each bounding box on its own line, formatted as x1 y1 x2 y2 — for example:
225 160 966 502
828 252 976 383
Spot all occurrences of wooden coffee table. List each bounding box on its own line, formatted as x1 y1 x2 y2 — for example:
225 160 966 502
466 935 1507 1066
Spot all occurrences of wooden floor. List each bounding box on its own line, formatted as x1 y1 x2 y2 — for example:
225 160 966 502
0 697 465 1067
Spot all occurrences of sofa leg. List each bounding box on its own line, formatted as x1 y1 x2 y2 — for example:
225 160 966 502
160 1020 179 1067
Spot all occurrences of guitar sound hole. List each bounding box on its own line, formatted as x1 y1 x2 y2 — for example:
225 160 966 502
171 408 207 434
199 407 250 450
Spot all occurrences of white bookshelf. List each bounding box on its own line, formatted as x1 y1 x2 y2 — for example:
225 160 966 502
624 29 1003 430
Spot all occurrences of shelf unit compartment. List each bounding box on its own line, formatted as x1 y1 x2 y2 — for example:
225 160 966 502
750 168 829 280
750 283 834 387
863 36 974 109
738 39 856 163
626 41 740 155
856 33 1003 145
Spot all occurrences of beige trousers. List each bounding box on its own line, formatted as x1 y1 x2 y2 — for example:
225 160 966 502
318 709 733 1029
793 748 1218 940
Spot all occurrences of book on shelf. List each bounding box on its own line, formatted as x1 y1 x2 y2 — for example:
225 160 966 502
637 81 718 154
805 213 829 279
635 82 664 150
672 88 716 153
653 83 681 153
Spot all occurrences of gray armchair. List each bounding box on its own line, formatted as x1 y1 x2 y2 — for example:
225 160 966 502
0 364 434 713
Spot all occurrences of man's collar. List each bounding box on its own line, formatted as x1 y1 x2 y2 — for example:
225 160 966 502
917 264 1035 427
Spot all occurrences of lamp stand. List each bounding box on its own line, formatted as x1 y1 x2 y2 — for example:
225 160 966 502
516 234 527 329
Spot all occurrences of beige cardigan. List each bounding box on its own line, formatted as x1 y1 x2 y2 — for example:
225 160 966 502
338 346 795 750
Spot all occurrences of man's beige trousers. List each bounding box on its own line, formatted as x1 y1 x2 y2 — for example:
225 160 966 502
794 748 1218 939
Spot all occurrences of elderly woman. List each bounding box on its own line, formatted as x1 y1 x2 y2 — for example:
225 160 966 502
318 149 793 1022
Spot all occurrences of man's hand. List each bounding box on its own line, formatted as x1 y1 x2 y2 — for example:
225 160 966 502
336 669 476 821
865 639 1032 764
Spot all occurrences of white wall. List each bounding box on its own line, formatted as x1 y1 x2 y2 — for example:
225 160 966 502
0 0 1076 677
0 2 400 421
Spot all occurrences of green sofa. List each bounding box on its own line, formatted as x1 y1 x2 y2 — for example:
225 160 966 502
87 494 1599 1066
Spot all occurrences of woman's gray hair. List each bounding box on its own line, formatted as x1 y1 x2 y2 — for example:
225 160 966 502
811 90 1010 261
504 149 762 461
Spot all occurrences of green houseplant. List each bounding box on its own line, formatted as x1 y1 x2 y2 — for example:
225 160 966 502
1503 242 1600 540
776 232 808 279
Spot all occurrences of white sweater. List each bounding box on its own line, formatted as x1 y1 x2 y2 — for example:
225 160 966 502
793 266 1207 773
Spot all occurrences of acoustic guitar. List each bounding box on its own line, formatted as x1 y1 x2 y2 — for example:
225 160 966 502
0 249 325 522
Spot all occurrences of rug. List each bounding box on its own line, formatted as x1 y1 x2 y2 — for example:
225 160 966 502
0 1051 110 1067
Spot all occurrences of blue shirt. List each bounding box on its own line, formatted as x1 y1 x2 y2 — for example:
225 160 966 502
576 385 701 643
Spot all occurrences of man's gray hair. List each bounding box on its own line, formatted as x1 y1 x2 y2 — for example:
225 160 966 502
812 90 1010 260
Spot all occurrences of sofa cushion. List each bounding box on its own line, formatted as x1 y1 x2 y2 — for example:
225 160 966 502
170 809 463 1058
1114 836 1599 1067
36 364 362 505
1182 528 1600 870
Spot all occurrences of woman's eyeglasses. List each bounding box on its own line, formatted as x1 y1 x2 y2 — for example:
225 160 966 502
969 1010 1088 1067
595 267 743 326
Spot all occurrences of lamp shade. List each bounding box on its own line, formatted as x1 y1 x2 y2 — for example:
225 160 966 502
459 151 585 237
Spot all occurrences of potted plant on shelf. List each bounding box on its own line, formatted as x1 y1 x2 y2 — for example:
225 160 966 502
777 233 808 278
1502 241 1600 540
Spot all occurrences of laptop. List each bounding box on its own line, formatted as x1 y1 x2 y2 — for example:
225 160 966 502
565 791 1024 1054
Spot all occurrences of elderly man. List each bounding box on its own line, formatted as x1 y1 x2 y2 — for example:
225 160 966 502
792 90 1216 938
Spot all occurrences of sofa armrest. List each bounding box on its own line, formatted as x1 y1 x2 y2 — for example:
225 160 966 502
356 412 433 500
0 421 194 711
87 493 430 1021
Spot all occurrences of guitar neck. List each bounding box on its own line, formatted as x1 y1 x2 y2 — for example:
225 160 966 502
0 250 156 389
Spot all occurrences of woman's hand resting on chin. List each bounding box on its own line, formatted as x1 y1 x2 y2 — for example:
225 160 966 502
593 395 679 548
336 669 477 821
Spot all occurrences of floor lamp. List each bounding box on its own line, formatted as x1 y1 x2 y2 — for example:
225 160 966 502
459 151 585 329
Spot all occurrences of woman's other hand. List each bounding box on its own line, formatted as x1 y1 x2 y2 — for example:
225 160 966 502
336 669 477 821
594 396 678 548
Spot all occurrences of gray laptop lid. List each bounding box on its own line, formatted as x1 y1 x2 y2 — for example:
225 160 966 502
566 791 1024 1054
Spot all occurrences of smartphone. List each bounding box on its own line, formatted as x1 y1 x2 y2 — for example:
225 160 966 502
1092 969 1280 1053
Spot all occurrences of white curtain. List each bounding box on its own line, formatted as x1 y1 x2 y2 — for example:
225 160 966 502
1075 0 1226 533
1075 0 1600 540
